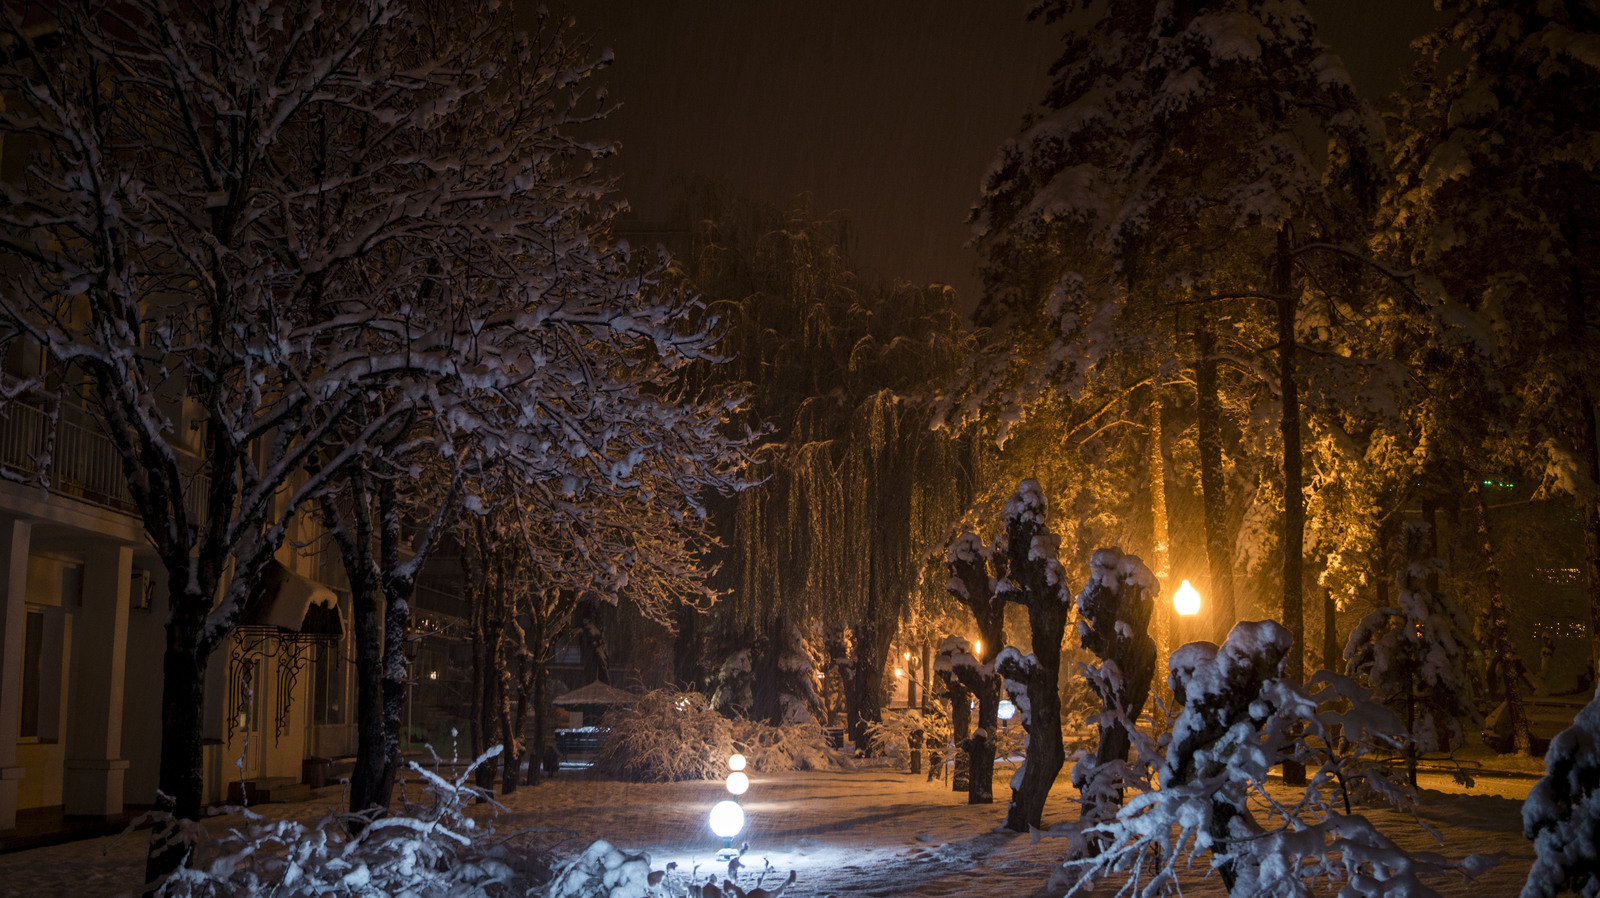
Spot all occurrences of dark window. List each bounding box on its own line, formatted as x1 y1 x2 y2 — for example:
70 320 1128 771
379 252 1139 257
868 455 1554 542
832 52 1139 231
312 645 345 726
19 610 42 738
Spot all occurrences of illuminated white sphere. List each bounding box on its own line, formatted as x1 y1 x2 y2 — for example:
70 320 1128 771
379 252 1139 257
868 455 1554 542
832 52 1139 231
997 699 1017 721
728 753 747 772
725 771 749 795
1174 580 1202 616
709 800 744 838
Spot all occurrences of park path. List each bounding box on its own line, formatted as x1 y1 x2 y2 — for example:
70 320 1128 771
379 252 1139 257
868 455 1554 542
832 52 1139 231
0 764 1537 897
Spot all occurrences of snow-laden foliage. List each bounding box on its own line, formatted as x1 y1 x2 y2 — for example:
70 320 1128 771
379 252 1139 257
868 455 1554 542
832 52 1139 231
1345 523 1480 758
866 710 949 771
1072 547 1158 836
150 748 531 897
1057 620 1497 897
1521 683 1600 897
543 839 798 898
593 691 839 783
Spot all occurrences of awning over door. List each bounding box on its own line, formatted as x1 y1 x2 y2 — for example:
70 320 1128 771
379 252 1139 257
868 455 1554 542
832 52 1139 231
242 560 344 639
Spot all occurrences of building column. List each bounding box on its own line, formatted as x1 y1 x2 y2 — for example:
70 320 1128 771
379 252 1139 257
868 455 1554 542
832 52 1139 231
64 541 133 817
0 515 33 829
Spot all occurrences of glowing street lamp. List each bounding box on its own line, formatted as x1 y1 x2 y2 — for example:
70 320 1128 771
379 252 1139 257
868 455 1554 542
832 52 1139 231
1174 580 1202 616
997 699 1016 729
711 753 748 859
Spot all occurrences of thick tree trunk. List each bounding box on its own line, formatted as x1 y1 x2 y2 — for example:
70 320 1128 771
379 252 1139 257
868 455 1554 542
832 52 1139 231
944 672 970 791
348 574 386 813
1274 224 1307 787
145 615 207 883
968 684 999 805
847 620 886 754
527 663 549 786
1194 324 1235 642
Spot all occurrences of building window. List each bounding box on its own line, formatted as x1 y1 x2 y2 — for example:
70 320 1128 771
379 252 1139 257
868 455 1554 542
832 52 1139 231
312 644 345 726
18 609 43 739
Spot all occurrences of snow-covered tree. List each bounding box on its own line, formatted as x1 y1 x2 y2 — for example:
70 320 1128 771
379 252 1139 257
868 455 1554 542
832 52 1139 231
1522 683 1600 897
1344 522 1480 785
1071 546 1158 839
974 0 1385 697
1059 619 1497 896
1385 0 1600 669
940 531 1008 804
990 479 1075 833
0 0 748 875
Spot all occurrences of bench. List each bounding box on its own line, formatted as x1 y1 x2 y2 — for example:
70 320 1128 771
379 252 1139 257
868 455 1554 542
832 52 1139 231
554 728 607 763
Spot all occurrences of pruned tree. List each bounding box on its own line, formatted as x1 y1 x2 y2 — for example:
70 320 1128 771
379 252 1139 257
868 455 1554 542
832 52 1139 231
1071 546 1157 840
941 530 1009 804
1059 620 1498 896
992 479 1075 833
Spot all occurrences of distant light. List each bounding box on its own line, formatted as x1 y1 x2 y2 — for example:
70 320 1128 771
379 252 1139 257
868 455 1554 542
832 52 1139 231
894 668 904 678
709 800 745 838
1174 580 1202 616
726 771 749 796
428 670 438 681
997 700 1016 721
903 651 912 661
973 640 982 657
728 753 746 772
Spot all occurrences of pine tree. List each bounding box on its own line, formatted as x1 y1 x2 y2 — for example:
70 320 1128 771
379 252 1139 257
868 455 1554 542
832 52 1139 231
1344 522 1480 786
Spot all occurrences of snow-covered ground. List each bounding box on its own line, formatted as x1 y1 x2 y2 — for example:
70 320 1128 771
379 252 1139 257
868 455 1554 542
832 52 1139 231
0 760 1540 897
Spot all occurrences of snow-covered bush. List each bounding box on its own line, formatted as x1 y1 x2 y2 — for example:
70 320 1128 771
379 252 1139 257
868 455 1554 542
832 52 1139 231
1057 621 1497 897
1522 683 1600 897
1345 522 1480 763
152 748 529 897
728 718 838 773
594 691 737 782
594 690 838 782
866 710 952 770
543 840 797 898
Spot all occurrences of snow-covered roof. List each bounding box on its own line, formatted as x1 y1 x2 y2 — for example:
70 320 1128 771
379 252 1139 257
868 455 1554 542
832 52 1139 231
553 680 638 708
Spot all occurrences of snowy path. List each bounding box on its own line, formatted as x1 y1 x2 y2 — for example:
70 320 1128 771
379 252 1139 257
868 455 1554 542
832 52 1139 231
0 766 1539 896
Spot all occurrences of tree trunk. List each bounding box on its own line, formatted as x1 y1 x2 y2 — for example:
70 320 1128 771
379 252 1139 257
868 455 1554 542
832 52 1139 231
944 671 970 792
1470 480 1534 755
527 663 549 785
672 598 702 690
847 620 886 754
968 685 998 805
348 572 386 813
1194 323 1235 642
145 614 207 882
1274 224 1307 787
1321 584 1339 673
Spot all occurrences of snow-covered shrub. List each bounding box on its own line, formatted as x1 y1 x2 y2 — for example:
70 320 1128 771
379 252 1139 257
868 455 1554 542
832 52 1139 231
711 649 755 717
866 710 952 770
594 690 839 782
729 718 838 772
1056 621 1497 897
543 840 797 898
153 748 528 897
594 691 737 782
1345 522 1480 760
1522 683 1600 897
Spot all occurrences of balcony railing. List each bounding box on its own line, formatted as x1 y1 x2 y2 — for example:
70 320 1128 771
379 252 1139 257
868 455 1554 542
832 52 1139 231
0 394 208 524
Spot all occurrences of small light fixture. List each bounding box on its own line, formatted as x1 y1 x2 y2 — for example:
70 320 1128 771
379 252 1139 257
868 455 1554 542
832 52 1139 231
728 753 746 772
726 770 749 796
997 699 1016 721
973 640 983 657
894 667 904 678
1174 580 1202 616
903 651 912 661
428 670 438 681
709 799 744 858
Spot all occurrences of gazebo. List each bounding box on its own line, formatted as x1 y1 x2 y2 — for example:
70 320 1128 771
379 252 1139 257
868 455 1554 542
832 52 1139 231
552 680 636 763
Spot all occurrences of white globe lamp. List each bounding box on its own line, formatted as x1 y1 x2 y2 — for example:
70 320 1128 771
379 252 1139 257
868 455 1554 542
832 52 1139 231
725 770 749 796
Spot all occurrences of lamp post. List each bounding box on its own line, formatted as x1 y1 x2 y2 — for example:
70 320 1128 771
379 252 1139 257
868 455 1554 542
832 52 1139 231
1173 579 1202 649
710 753 748 859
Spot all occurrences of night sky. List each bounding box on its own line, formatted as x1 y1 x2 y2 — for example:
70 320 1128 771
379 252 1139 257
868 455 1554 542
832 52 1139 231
553 1 1445 303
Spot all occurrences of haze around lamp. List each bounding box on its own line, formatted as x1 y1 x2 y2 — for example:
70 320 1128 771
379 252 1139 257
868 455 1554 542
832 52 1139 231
1174 579 1202 616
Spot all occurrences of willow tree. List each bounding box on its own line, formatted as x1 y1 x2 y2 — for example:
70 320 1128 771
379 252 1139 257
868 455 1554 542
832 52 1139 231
681 196 973 741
